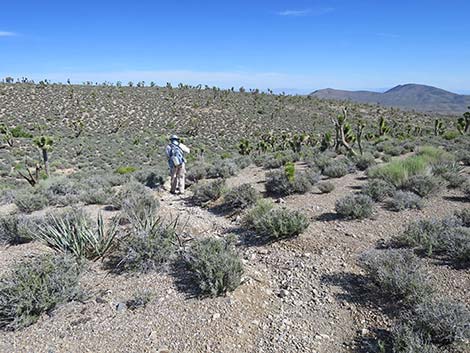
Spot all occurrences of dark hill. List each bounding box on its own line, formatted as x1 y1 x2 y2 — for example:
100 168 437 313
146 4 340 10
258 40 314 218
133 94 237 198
311 84 470 114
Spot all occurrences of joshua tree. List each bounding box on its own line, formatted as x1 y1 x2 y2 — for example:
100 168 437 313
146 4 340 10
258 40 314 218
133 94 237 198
378 116 390 136
457 107 470 134
331 108 357 156
434 119 445 136
0 124 14 147
238 139 252 155
33 136 54 176
355 120 365 155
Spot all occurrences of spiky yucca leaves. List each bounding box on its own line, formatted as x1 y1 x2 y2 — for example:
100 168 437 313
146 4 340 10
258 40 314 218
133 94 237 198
35 209 118 261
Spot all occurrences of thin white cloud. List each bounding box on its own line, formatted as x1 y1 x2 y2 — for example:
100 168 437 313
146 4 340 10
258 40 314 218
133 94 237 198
278 8 334 17
278 9 311 16
0 31 17 37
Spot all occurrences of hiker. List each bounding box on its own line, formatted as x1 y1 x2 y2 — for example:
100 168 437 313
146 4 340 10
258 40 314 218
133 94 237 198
166 134 190 194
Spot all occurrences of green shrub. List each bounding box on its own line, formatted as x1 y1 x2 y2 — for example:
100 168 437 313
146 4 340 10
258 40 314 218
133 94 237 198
133 169 165 189
242 199 274 229
442 171 467 189
323 162 349 178
402 175 441 197
112 181 155 211
0 255 82 330
14 190 48 213
362 179 395 201
10 126 33 138
387 191 424 212
191 179 225 206
0 214 37 245
335 194 374 219
394 219 446 255
222 184 259 212
115 166 138 175
39 176 81 206
359 249 433 305
253 208 309 240
35 209 118 261
185 237 243 297
353 152 377 171
186 162 209 182
265 169 313 196
206 160 238 178
442 130 460 140
115 218 177 273
118 183 159 229
317 181 335 194
391 323 437 353
411 299 470 345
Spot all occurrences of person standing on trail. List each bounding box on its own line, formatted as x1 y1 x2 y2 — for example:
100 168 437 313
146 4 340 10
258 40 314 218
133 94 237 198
166 134 190 194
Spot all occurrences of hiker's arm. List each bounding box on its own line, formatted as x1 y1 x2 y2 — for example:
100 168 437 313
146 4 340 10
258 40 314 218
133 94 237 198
180 143 190 154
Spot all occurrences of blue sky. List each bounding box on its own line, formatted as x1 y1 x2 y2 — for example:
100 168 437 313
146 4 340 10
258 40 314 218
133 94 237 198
1 0 469 93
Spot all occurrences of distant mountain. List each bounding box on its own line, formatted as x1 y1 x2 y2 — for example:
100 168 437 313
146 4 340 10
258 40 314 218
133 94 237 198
310 84 470 114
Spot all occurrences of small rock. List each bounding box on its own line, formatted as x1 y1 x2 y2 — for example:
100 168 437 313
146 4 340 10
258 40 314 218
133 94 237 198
279 289 289 298
275 198 286 204
116 302 127 312
212 313 221 320
361 328 370 336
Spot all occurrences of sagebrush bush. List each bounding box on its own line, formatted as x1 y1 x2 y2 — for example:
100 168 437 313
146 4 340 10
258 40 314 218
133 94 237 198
411 299 470 345
206 159 238 178
253 208 309 240
36 209 118 261
359 249 433 305
115 218 177 273
0 214 37 245
323 162 349 178
317 181 335 194
402 175 441 197
387 191 424 212
353 152 376 171
133 168 165 189
242 199 274 229
186 162 209 183
112 181 155 211
222 184 259 212
39 177 81 206
335 194 374 219
461 181 470 199
362 179 395 201
442 171 467 189
118 184 159 229
394 219 447 255
13 190 48 213
265 169 313 196
185 237 243 297
454 208 470 227
0 255 82 330
191 179 225 206
391 323 437 353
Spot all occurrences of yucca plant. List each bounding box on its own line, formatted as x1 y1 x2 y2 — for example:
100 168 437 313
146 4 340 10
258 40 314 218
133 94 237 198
35 209 118 261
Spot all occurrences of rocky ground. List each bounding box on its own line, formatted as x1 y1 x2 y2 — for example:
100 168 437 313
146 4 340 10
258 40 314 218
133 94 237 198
0 165 469 353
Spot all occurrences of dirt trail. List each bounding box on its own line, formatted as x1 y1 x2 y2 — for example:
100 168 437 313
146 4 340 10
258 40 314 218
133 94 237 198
0 165 469 353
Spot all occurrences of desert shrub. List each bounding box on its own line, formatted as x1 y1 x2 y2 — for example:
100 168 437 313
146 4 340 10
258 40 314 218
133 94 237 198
361 179 395 201
186 162 209 182
442 171 467 189
456 150 470 166
0 255 82 330
118 184 159 228
411 299 470 345
265 168 313 196
312 154 333 171
387 191 424 212
335 194 374 219
133 169 165 189
440 227 470 266
359 249 433 305
402 175 441 197
242 199 274 229
323 162 349 178
442 130 460 140
367 155 430 188
185 237 243 297
114 218 177 273
391 323 437 353
115 166 138 175
0 214 38 245
253 208 309 240
80 187 113 205
233 155 252 169
222 184 259 212
394 219 447 255
317 181 335 194
191 179 225 206
112 181 155 211
39 177 81 206
206 159 238 178
13 189 48 213
353 152 376 171
461 181 470 199
454 208 470 227
35 209 118 261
